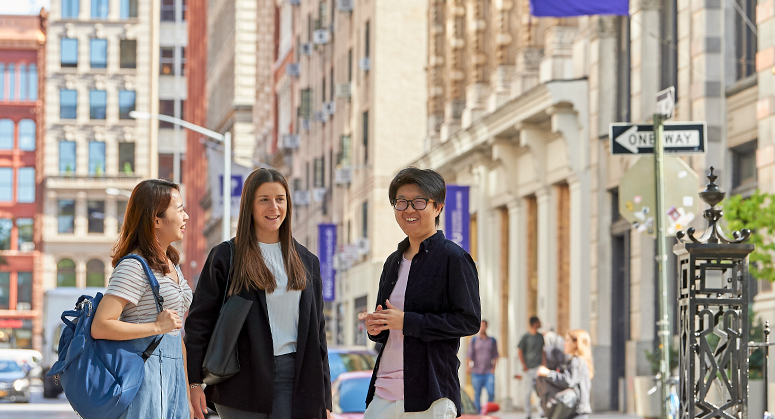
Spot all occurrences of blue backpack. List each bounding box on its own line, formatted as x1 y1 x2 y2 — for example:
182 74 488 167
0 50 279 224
47 255 165 419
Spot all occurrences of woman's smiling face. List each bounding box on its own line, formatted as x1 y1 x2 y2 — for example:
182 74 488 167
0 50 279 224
252 181 287 243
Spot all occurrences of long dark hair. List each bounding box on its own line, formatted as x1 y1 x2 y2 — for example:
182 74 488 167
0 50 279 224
111 179 180 274
230 168 307 295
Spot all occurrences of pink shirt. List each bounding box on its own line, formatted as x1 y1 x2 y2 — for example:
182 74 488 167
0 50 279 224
374 256 411 401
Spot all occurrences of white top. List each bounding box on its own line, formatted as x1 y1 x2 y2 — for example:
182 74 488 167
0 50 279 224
260 242 301 356
105 254 193 336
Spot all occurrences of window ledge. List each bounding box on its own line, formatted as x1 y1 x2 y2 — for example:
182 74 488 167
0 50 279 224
726 76 757 97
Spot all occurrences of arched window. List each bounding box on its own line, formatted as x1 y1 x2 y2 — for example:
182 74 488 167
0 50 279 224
57 258 76 287
86 259 105 287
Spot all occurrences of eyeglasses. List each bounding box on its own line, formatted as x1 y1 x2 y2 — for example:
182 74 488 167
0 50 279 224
393 198 433 211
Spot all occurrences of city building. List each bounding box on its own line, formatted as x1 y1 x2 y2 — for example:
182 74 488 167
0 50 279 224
411 0 762 414
42 0 158 301
0 12 47 350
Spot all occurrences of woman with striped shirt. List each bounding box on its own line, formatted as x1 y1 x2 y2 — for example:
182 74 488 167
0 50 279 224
92 179 194 419
185 168 331 419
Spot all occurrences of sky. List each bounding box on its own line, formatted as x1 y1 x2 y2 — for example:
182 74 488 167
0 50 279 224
1 0 49 15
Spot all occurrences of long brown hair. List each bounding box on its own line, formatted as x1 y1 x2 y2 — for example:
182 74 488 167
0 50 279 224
567 329 595 378
111 179 180 274
230 168 307 295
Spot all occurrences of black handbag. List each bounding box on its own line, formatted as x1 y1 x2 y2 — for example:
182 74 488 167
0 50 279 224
201 239 253 386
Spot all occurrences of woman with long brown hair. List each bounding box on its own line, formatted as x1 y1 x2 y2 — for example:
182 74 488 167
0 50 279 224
537 329 594 419
185 168 331 419
92 179 193 419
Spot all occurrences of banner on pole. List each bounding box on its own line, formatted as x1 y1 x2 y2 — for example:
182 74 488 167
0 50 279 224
206 147 254 220
318 224 336 302
445 185 470 252
529 0 629 17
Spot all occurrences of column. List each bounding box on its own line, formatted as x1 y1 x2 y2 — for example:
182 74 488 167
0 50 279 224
536 188 555 328
629 0 660 122
428 0 446 144
757 0 775 192
504 197 524 410
568 178 591 330
441 0 466 142
75 191 87 236
487 0 515 111
461 0 488 128
539 25 577 83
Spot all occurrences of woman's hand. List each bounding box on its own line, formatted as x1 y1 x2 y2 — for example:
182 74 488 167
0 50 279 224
366 300 404 333
189 386 207 419
537 365 551 377
154 309 182 334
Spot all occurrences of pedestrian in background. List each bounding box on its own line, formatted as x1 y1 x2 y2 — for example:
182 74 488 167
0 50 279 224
537 329 594 419
467 320 499 413
518 316 545 419
185 168 332 419
91 179 193 419
361 167 481 419
543 328 566 371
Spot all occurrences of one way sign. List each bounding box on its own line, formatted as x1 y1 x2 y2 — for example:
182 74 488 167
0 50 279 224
609 122 707 155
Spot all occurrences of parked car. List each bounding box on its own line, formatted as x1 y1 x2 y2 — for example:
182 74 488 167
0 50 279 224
330 371 499 419
0 349 43 380
0 358 31 403
328 346 377 382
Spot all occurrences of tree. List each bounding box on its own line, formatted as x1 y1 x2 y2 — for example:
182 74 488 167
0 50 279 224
723 190 775 282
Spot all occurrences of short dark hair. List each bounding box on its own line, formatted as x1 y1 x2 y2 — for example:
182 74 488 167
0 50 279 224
529 316 540 327
388 167 446 227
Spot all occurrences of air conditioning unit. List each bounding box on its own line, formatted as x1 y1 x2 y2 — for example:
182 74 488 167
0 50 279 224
313 187 327 202
314 111 328 122
300 118 311 130
323 101 336 116
335 167 352 185
19 242 35 252
335 82 351 98
282 134 300 149
288 0 300 5
337 0 353 12
286 63 300 77
313 29 330 45
355 237 370 255
293 190 310 206
300 43 312 56
359 57 371 72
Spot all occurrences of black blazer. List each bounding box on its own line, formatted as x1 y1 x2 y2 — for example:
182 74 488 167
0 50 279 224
185 239 332 418
366 231 481 416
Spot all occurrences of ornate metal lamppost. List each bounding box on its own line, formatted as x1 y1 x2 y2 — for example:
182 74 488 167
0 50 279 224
675 167 754 419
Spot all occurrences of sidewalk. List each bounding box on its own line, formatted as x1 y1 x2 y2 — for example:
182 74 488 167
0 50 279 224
495 412 640 419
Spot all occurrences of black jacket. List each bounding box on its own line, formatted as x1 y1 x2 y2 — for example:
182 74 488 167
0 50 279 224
184 239 332 418
366 231 481 416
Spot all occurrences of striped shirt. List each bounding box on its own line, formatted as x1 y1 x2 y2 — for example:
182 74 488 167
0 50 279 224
105 254 193 336
260 242 301 356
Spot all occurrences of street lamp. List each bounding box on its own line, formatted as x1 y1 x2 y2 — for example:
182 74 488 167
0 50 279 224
129 111 232 241
105 187 132 197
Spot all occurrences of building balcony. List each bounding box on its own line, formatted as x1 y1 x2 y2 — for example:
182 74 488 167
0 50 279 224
44 174 142 191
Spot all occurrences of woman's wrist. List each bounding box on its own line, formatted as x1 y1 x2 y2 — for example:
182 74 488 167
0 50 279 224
189 383 204 389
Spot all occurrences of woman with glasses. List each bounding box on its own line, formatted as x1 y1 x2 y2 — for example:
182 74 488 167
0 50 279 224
361 167 481 419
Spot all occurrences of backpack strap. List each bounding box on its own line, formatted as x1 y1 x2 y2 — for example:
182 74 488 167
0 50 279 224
116 254 167 361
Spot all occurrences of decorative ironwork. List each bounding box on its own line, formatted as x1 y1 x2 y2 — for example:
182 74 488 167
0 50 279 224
674 168 755 419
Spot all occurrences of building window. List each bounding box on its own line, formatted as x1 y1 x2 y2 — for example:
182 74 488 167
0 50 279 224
60 89 77 119
158 153 175 181
120 40 137 68
348 48 352 82
362 201 368 238
735 0 757 80
0 64 4 100
16 218 33 250
0 219 11 250
119 90 136 119
732 140 757 190
19 64 27 101
57 258 76 287
161 0 187 21
362 111 369 163
159 48 186 75
62 0 80 18
19 120 35 151
120 0 138 18
90 90 107 120
0 272 8 310
0 119 13 150
364 21 370 58
117 200 128 231
58 200 76 234
89 141 106 176
158 100 185 127
86 259 105 287
28 64 37 100
616 17 631 122
338 134 351 166
61 38 78 68
90 39 108 69
300 88 312 119
314 157 324 188
59 141 76 174
16 272 32 310
91 0 109 19
7 64 14 100
0 168 11 202
118 142 135 174
17 168 35 203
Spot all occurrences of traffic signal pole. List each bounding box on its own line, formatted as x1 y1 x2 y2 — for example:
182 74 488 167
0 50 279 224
653 113 671 419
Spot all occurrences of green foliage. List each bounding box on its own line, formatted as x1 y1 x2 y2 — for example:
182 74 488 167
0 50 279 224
723 191 775 282
749 310 766 379
645 346 679 376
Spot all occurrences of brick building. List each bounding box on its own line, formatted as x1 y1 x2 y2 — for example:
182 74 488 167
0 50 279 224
0 11 47 350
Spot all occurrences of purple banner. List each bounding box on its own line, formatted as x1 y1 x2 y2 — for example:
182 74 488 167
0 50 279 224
530 0 629 17
318 224 336 302
445 185 470 252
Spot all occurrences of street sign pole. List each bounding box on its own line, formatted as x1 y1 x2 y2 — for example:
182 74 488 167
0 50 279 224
653 113 671 419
